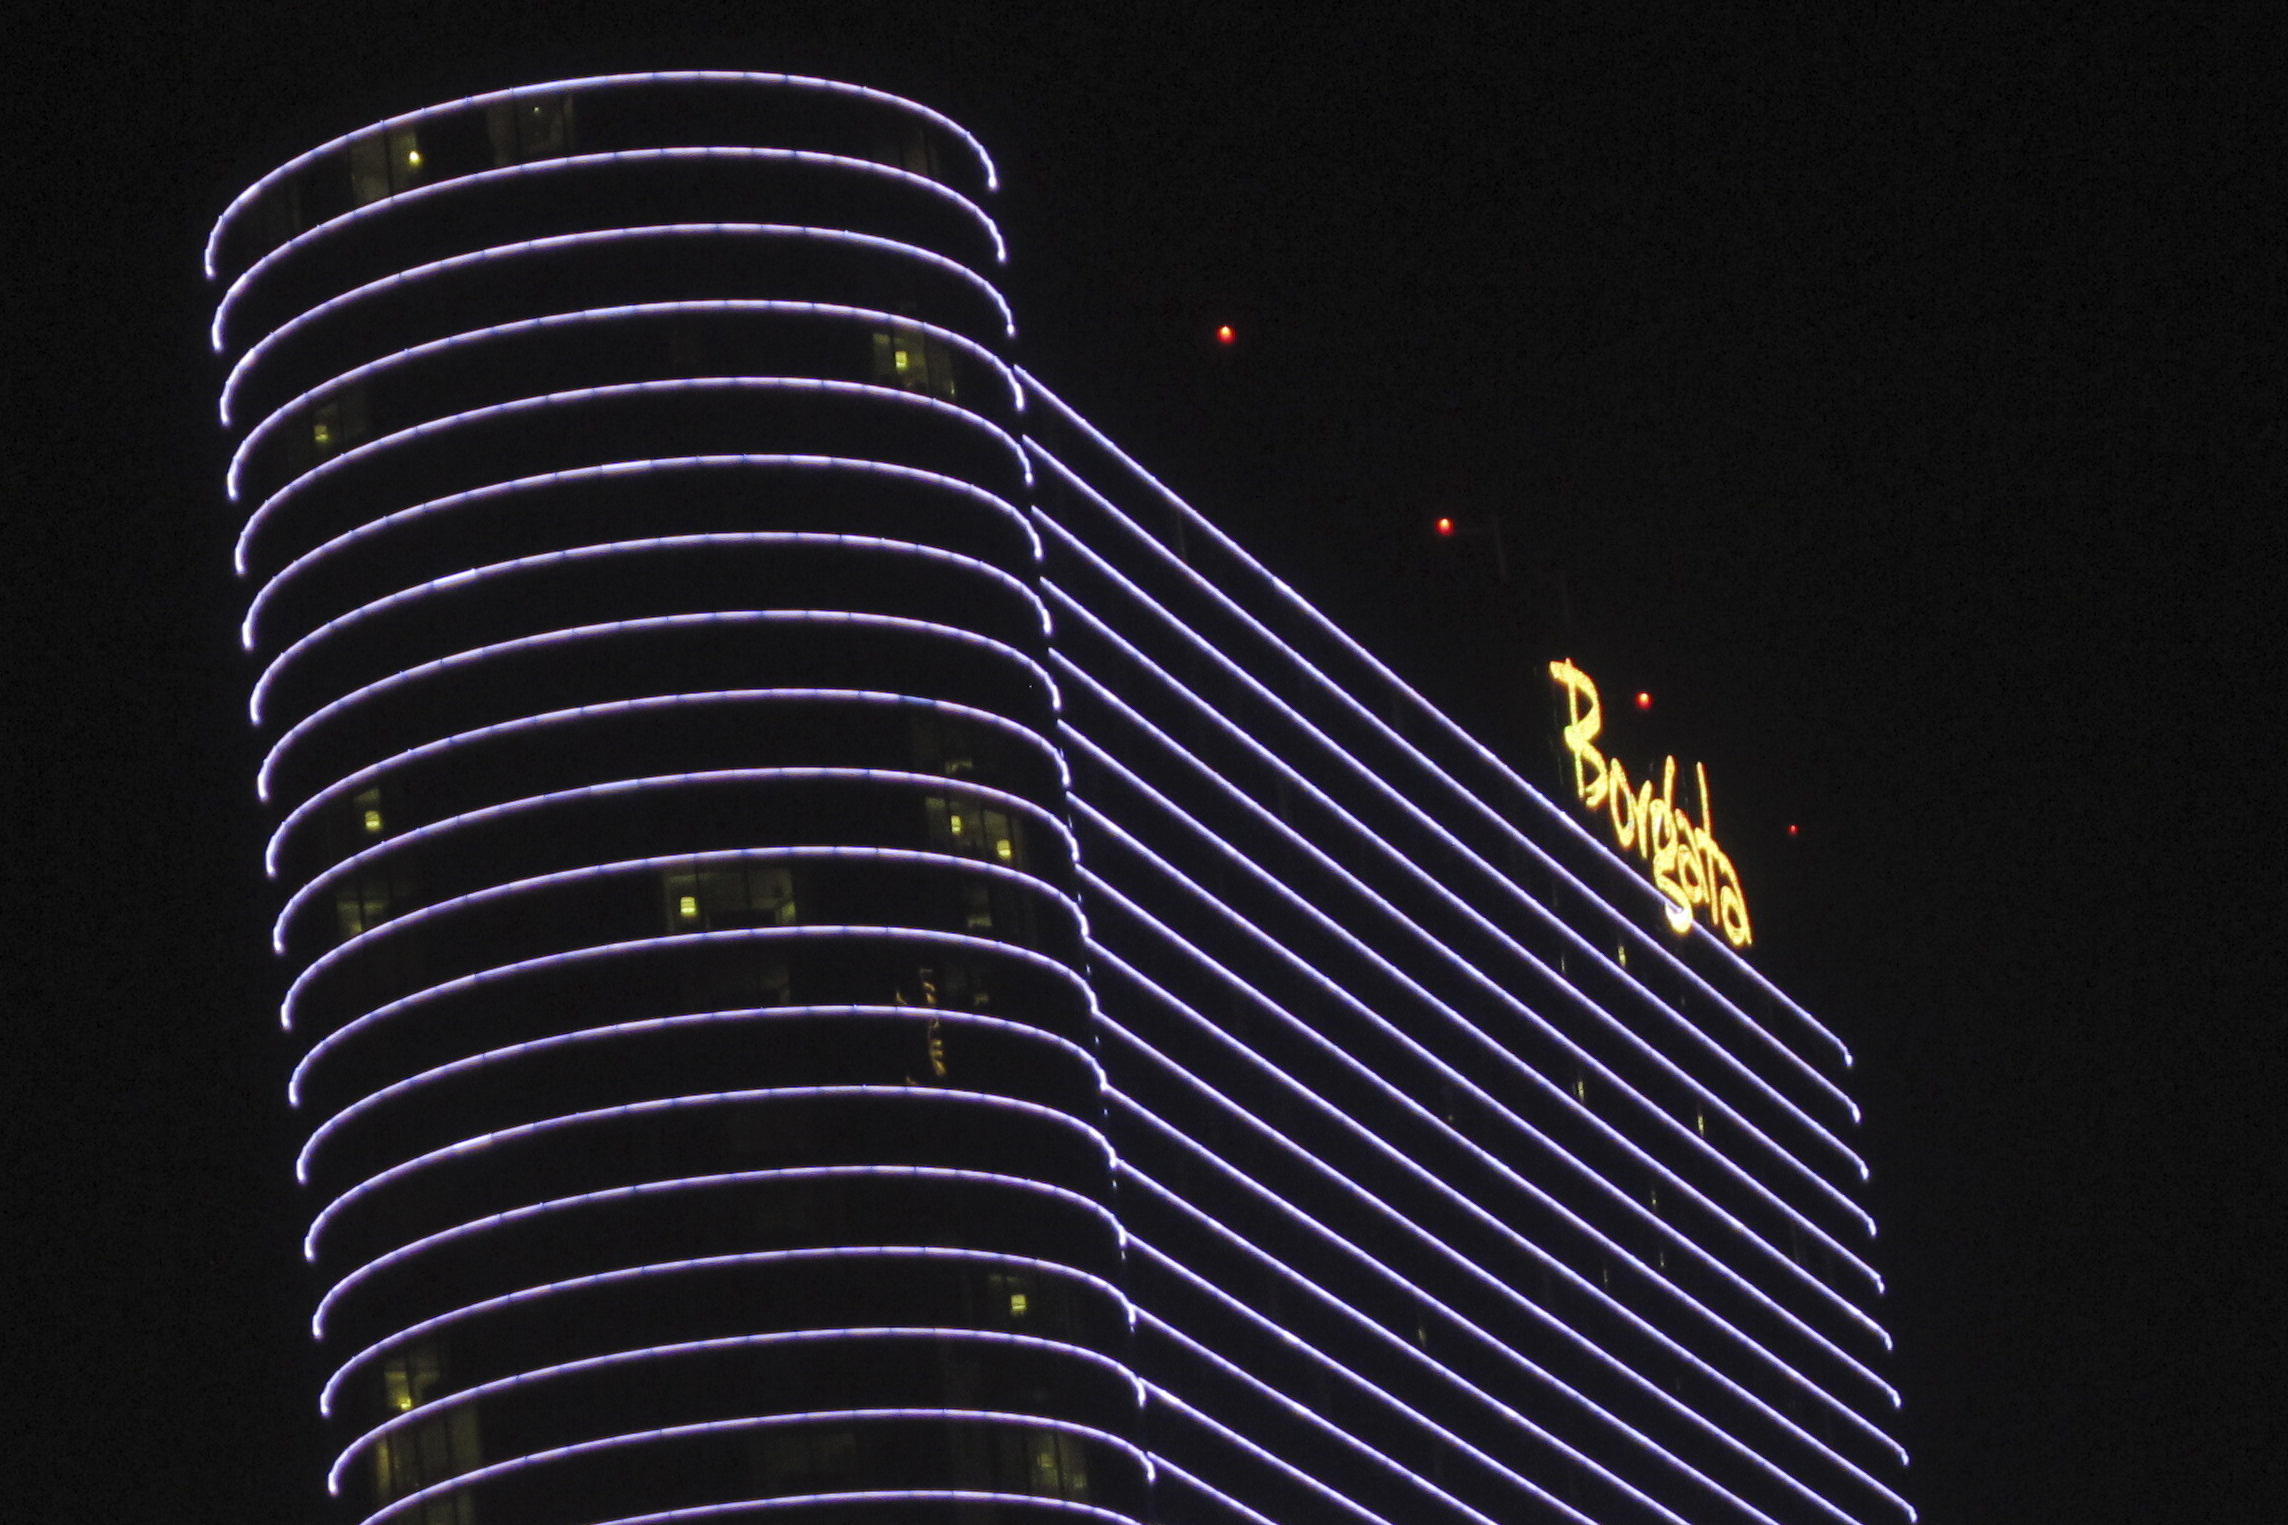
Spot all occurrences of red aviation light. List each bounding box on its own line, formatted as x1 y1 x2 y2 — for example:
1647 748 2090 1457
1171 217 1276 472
1215 324 1235 345
1435 517 1455 537
1788 823 1800 838
1636 691 1653 711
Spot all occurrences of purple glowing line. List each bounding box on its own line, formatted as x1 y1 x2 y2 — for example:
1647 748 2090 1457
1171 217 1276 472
1080 888 1912 1489
1094 955 1894 1524
212 143 1006 348
1055 700 1882 1320
207 72 1002 278
1028 443 1859 1127
297 1005 1102 1186
1024 375 1855 1070
322 1246 1132 1417
314 1161 1118 1337
1052 652 1876 1266
250 534 1046 722
1146 1459 1289 1525
233 376 1025 567
221 224 1016 426
282 843 1082 1033
230 299 1019 491
583 1493 1144 1525
1136 1309 1513 1525
355 1409 1143 1525
332 1325 1138 1494
241 454 1036 649
275 767 1075 952
263 688 1062 878
1106 1049 1824 1525
287 922 1091 1109
1131 1230 1634 1525
1045 596 1870 1198
305 1092 1112 1261
1072 792 1895 1418
255 611 1052 803
1140 1380 1397 1525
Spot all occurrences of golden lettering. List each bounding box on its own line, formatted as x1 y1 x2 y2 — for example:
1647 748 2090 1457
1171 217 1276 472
1547 660 1753 949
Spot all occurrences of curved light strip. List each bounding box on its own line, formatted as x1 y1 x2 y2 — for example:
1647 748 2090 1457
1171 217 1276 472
1105 1042 1875 1525
263 688 1062 878
207 71 1002 278
281 842 1082 1033
1046 591 1869 1192
234 375 1026 567
1023 375 1855 1070
331 1325 1137 1494
1082 886 1911 1483
589 1493 1141 1525
230 299 1020 494
255 611 1052 802
1146 1458 1288 1525
242 454 1036 649
1030 441 1860 1127
354 1408 1141 1525
314 1161 1118 1336
1096 949 1903 1521
213 143 1006 349
1073 787 1891 1365
297 1005 1102 1185
1132 1227 1649 1525
1060 710 1881 1315
275 767 1075 952
250 533 1047 723
288 923 1090 1108
322 1245 1132 1417
222 224 1015 425
1138 1310 1511 1525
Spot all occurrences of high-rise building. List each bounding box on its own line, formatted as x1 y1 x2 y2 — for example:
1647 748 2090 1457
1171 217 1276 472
210 72 1910 1525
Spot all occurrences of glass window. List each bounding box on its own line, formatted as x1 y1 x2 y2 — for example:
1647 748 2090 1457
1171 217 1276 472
486 95 576 167
663 863 797 932
348 127 426 206
371 1345 479 1519
871 325 959 402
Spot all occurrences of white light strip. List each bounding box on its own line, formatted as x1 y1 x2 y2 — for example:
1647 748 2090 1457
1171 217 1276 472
242 454 1037 650
1140 1379 1397 1525
207 71 1001 278
1074 798 1897 1434
250 533 1046 722
282 842 1081 1033
263 688 1062 878
1045 583 1870 1195
288 923 1091 1108
355 1408 1140 1525
1023 374 1855 1067
221 223 1016 425
231 299 1020 492
298 1005 1100 1186
234 375 1026 570
256 610 1052 802
1029 438 1859 1123
1094 949 1899 1523
322 1245 1131 1417
1138 1309 1509 1525
1147 1459 1287 1525
586 1492 1142 1525
1105 1032 1855 1525
331 1325 1137 1494
275 767 1075 952
315 1161 1118 1337
1079 881 1912 1487
1052 651 1879 1282
213 143 1006 349
1123 1169 1696 1525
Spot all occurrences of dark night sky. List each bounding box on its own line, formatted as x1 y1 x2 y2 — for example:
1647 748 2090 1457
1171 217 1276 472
18 5 2278 1522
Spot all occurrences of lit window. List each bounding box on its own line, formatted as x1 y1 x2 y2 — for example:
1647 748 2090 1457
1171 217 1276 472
362 809 383 835
662 864 796 932
371 1345 478 1514
347 127 424 205
871 325 958 401
1008 1292 1028 1317
487 94 575 166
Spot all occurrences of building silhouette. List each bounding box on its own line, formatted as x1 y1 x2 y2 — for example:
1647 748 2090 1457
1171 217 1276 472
210 72 1910 1525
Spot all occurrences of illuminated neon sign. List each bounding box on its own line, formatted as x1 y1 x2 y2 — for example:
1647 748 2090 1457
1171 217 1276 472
1548 661 1751 948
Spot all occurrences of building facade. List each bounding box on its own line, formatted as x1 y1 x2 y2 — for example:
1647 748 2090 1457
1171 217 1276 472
209 73 1910 1525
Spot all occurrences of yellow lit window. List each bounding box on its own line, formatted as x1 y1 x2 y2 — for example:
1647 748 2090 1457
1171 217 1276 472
1009 1292 1028 1317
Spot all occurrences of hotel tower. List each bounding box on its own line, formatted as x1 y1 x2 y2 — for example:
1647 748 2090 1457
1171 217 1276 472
209 71 1910 1525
